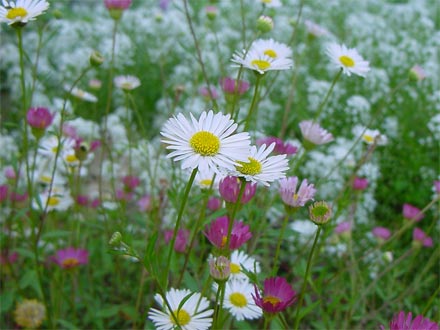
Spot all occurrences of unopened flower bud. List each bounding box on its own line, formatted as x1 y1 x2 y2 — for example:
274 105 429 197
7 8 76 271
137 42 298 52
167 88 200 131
205 6 218 20
209 256 231 282
309 201 332 225
109 231 123 246
74 142 89 162
257 15 274 33
409 65 426 82
90 51 104 67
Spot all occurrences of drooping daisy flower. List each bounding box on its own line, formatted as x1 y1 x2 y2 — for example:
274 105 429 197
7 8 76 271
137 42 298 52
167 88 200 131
279 176 316 208
0 0 49 25
253 276 297 314
217 279 262 321
232 39 293 74
326 43 370 77
52 247 89 269
299 120 334 148
161 110 251 174
229 250 260 281
384 311 439 330
233 143 289 186
65 86 98 103
14 299 46 329
148 288 213 330
114 75 141 91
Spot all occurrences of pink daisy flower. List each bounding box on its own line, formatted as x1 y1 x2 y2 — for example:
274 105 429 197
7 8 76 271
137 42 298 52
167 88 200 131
386 311 438 330
204 216 252 250
402 203 424 222
53 247 88 269
253 277 297 314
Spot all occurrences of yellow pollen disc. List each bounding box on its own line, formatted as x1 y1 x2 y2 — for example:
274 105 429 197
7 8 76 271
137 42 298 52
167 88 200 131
62 257 79 268
48 196 60 206
121 82 132 89
52 146 59 153
363 135 374 143
170 309 191 326
230 263 240 274
221 235 228 247
189 131 220 156
6 7 28 20
230 292 247 308
40 175 52 183
200 179 212 186
237 157 262 176
65 154 78 163
77 90 85 97
264 49 277 58
339 55 355 67
251 59 271 71
293 193 299 201
263 295 281 306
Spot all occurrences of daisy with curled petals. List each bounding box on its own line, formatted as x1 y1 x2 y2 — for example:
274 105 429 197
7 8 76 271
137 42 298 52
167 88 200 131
233 143 289 186
232 38 293 74
215 278 262 321
161 110 251 174
326 43 370 77
0 0 49 25
148 288 213 330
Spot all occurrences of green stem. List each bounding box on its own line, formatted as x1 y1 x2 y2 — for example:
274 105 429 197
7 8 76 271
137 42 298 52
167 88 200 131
213 281 226 329
243 75 261 131
272 213 290 276
293 226 322 330
313 69 342 121
164 168 198 288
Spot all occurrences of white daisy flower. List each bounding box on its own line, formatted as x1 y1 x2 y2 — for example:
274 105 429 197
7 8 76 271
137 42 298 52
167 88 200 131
38 136 76 159
229 250 260 281
114 75 141 91
194 167 223 190
361 128 388 145
233 143 289 186
33 186 73 212
148 288 213 330
326 43 370 77
161 110 251 174
215 279 262 321
232 38 293 74
65 85 98 103
0 0 49 25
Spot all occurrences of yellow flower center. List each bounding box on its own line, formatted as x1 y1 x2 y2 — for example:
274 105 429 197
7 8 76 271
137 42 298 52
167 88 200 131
230 263 240 274
189 131 220 156
62 257 79 268
65 154 78 163
170 309 191 326
293 193 299 201
339 55 355 67
47 196 60 206
221 235 228 247
263 295 281 306
237 157 262 176
199 179 212 187
40 175 52 183
251 59 271 71
51 146 59 153
121 82 132 90
363 134 374 144
6 7 28 20
264 49 277 58
230 292 247 308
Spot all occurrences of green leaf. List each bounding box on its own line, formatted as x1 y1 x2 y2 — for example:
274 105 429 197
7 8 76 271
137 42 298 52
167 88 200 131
96 305 120 318
19 270 42 298
57 319 78 329
0 290 15 313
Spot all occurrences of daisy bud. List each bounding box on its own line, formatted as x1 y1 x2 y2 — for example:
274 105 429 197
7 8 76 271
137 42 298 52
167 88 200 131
104 0 132 20
409 65 426 82
90 51 104 67
209 256 231 282
352 177 369 191
256 15 274 33
27 107 54 140
205 6 218 20
89 79 102 90
309 201 332 225
109 231 123 246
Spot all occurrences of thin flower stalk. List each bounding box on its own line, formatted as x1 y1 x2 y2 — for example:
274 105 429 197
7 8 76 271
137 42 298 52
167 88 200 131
243 75 262 131
272 213 290 276
313 68 342 121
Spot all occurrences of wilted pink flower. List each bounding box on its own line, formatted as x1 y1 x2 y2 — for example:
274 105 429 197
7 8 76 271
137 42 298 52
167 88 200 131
253 277 297 314
26 107 54 135
388 311 438 330
204 216 252 250
122 175 141 191
335 221 352 234
219 176 257 204
199 86 219 100
0 185 8 203
279 176 316 208
104 0 132 9
413 228 433 248
256 136 297 155
352 177 368 191
299 120 333 148
372 227 391 241
402 203 424 221
207 196 222 211
164 229 190 253
53 247 89 269
137 194 152 212
220 77 250 95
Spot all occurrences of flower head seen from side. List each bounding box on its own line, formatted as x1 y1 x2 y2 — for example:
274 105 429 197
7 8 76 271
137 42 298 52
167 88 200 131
299 120 334 149
409 65 426 82
220 77 250 96
53 247 89 269
231 38 293 74
412 228 433 248
403 203 424 222
164 228 190 253
204 216 252 251
148 288 213 330
352 177 369 191
104 0 132 10
217 279 262 321
26 107 54 130
279 176 316 208
361 128 388 145
234 143 289 187
65 86 98 103
219 176 257 204
0 0 49 26
256 136 298 156
14 299 46 329
114 75 140 91
161 110 250 174
388 311 438 330
253 276 297 314
372 227 392 241
326 43 370 77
